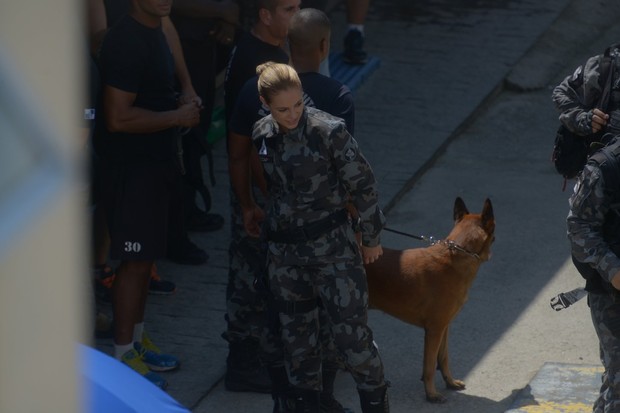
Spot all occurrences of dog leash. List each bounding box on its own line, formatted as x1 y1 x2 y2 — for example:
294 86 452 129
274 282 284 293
383 227 432 242
383 227 482 261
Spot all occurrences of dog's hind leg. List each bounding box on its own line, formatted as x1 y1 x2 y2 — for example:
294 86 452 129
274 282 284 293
437 328 466 391
422 327 448 403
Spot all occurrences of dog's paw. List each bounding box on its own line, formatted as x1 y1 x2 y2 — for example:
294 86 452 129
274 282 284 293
425 392 448 403
447 379 466 391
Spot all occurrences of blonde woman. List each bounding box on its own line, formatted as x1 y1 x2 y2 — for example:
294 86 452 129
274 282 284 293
234 61 389 412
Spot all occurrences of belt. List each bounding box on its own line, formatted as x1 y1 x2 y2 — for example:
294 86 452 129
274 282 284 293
268 209 348 244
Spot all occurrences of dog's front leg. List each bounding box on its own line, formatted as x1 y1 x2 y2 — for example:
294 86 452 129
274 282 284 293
437 328 466 391
422 327 447 403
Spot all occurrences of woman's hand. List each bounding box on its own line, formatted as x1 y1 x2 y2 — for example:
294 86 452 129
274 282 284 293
361 244 383 265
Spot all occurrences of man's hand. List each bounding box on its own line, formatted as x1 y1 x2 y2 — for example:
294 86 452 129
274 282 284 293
592 108 609 133
175 101 201 128
242 204 265 238
361 244 383 265
178 92 202 108
611 270 620 291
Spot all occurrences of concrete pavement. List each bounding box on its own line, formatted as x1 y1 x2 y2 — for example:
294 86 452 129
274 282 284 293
94 0 620 411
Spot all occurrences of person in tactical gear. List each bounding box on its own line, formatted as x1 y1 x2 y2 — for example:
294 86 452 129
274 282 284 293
239 61 389 412
568 135 620 412
222 0 300 395
228 8 358 412
552 43 620 138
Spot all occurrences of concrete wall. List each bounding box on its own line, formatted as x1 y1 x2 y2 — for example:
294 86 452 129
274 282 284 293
0 1 87 412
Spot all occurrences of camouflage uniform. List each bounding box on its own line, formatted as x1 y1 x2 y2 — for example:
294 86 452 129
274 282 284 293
252 106 387 392
226 188 270 343
552 44 620 136
568 137 620 413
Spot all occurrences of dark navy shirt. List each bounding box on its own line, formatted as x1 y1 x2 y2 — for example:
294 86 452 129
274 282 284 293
229 71 355 138
223 30 289 125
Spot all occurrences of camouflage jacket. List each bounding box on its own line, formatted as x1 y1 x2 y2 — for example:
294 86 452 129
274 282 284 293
552 45 620 135
252 107 385 264
567 137 620 286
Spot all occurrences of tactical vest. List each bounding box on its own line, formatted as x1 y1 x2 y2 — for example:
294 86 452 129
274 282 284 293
575 138 620 293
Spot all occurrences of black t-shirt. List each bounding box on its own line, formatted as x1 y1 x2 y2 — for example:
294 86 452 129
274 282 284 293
229 71 355 137
103 0 129 27
86 53 101 134
96 15 178 164
223 30 289 125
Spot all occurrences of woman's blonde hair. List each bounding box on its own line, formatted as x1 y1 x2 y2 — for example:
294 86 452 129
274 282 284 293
256 62 302 104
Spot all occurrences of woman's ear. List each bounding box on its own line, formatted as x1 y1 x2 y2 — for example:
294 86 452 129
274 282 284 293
259 95 268 107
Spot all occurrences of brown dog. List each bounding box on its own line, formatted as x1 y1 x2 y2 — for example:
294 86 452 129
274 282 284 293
365 197 495 403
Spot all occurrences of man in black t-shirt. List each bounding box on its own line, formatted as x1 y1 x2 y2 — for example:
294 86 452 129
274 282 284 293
222 0 300 395
96 0 201 389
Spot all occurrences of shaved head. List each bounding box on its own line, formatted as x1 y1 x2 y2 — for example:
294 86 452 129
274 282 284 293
288 8 331 54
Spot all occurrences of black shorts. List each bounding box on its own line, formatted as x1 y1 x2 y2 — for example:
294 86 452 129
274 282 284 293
101 161 180 261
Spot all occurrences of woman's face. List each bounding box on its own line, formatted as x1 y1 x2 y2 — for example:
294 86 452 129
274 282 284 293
265 86 304 132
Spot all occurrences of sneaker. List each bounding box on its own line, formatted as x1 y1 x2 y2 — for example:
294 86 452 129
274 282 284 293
93 265 115 304
141 331 162 353
121 348 168 389
135 337 180 372
343 29 368 65
149 264 176 295
224 339 272 394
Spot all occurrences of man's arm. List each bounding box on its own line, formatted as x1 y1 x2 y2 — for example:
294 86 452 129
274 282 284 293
228 131 264 237
103 86 200 133
161 17 200 104
87 0 108 57
552 54 606 135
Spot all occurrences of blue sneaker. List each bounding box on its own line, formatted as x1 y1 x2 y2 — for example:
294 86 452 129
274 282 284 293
135 340 180 372
121 348 168 389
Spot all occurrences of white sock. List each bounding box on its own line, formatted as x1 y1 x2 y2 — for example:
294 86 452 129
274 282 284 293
133 322 144 344
114 343 134 360
347 24 364 35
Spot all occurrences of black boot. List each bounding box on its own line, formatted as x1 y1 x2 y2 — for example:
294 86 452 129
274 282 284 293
270 364 295 413
293 389 321 413
358 385 389 413
224 339 272 393
320 368 350 413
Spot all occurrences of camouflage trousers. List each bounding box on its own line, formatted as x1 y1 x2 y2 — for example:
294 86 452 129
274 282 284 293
590 292 620 413
224 187 272 346
225 189 343 370
268 252 386 392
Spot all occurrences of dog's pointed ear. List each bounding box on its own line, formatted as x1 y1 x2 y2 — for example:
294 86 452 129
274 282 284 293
481 198 495 232
454 197 469 222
